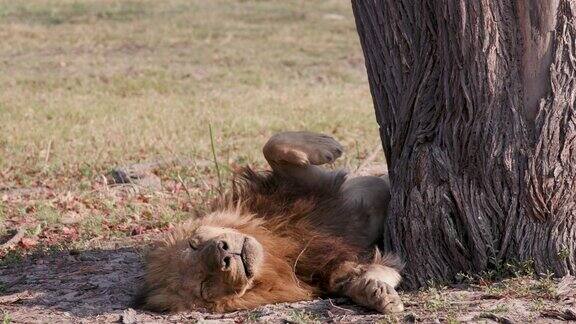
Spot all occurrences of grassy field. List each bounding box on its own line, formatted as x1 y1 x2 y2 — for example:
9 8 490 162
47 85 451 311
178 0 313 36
0 0 380 246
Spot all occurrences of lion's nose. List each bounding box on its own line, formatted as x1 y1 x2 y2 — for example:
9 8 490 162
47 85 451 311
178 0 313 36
222 255 232 270
217 240 229 252
217 240 232 271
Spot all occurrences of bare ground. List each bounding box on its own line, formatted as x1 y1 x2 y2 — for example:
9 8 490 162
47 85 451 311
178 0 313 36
2 234 576 323
2 165 576 323
1 162 575 323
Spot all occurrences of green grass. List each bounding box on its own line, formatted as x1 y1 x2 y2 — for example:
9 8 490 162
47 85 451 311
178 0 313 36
35 203 61 225
244 310 263 322
288 310 320 324
0 203 6 236
0 0 376 185
0 1 147 25
0 0 380 249
2 313 11 324
0 250 23 266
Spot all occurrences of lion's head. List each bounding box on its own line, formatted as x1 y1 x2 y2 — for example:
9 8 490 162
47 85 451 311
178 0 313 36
182 225 264 299
135 210 314 312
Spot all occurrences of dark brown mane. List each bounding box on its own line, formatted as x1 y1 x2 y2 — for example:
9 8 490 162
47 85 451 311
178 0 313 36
221 167 379 291
229 166 347 217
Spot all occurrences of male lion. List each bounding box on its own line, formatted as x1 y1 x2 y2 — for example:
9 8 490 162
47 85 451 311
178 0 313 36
135 131 403 313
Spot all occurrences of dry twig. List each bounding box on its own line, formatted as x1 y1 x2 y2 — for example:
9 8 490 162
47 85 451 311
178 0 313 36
0 227 27 250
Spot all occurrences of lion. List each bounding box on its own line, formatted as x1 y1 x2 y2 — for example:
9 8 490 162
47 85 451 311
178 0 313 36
134 131 403 313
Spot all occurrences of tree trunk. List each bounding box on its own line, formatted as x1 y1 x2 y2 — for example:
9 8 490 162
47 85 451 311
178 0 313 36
352 0 576 288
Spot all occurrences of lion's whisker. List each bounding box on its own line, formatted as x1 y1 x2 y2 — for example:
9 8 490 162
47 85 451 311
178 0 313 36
292 236 316 288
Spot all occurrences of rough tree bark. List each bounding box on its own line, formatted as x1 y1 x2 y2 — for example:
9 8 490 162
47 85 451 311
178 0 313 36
352 0 576 288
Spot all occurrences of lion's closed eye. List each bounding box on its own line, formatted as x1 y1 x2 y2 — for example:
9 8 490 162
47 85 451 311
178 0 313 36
189 241 199 250
199 280 208 300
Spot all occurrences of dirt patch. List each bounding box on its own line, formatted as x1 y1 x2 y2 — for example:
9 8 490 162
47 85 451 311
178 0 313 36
0 240 391 323
0 245 142 323
1 238 575 323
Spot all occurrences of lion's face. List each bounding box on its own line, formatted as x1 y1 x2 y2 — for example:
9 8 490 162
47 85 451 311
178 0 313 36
138 212 301 312
141 220 264 311
175 225 264 303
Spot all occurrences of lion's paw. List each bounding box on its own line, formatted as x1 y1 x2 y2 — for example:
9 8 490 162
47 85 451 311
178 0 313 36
363 278 404 313
263 131 343 166
346 277 404 314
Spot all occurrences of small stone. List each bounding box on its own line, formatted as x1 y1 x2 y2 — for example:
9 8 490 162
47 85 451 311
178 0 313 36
121 308 138 324
106 167 162 191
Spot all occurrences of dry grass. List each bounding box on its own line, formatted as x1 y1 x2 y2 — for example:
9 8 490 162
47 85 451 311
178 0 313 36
0 0 380 246
0 0 376 181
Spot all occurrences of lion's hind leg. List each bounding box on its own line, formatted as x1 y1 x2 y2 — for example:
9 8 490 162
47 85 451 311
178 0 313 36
329 253 404 313
262 131 344 188
263 131 343 167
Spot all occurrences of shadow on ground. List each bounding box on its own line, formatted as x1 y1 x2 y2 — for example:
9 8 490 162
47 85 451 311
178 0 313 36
0 245 387 323
3 242 574 323
0 247 145 322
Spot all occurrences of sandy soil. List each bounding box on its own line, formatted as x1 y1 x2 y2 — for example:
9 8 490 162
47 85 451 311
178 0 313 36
2 238 576 323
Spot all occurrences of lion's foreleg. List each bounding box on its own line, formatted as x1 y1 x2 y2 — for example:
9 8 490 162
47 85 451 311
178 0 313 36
328 260 404 313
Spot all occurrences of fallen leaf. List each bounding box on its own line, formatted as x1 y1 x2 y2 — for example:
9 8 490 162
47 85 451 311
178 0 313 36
0 291 33 304
130 225 145 236
19 237 38 249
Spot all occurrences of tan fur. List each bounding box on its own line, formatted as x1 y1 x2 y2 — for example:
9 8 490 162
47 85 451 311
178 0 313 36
135 132 403 313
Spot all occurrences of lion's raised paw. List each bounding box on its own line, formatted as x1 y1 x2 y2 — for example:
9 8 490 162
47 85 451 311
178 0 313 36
263 131 344 166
